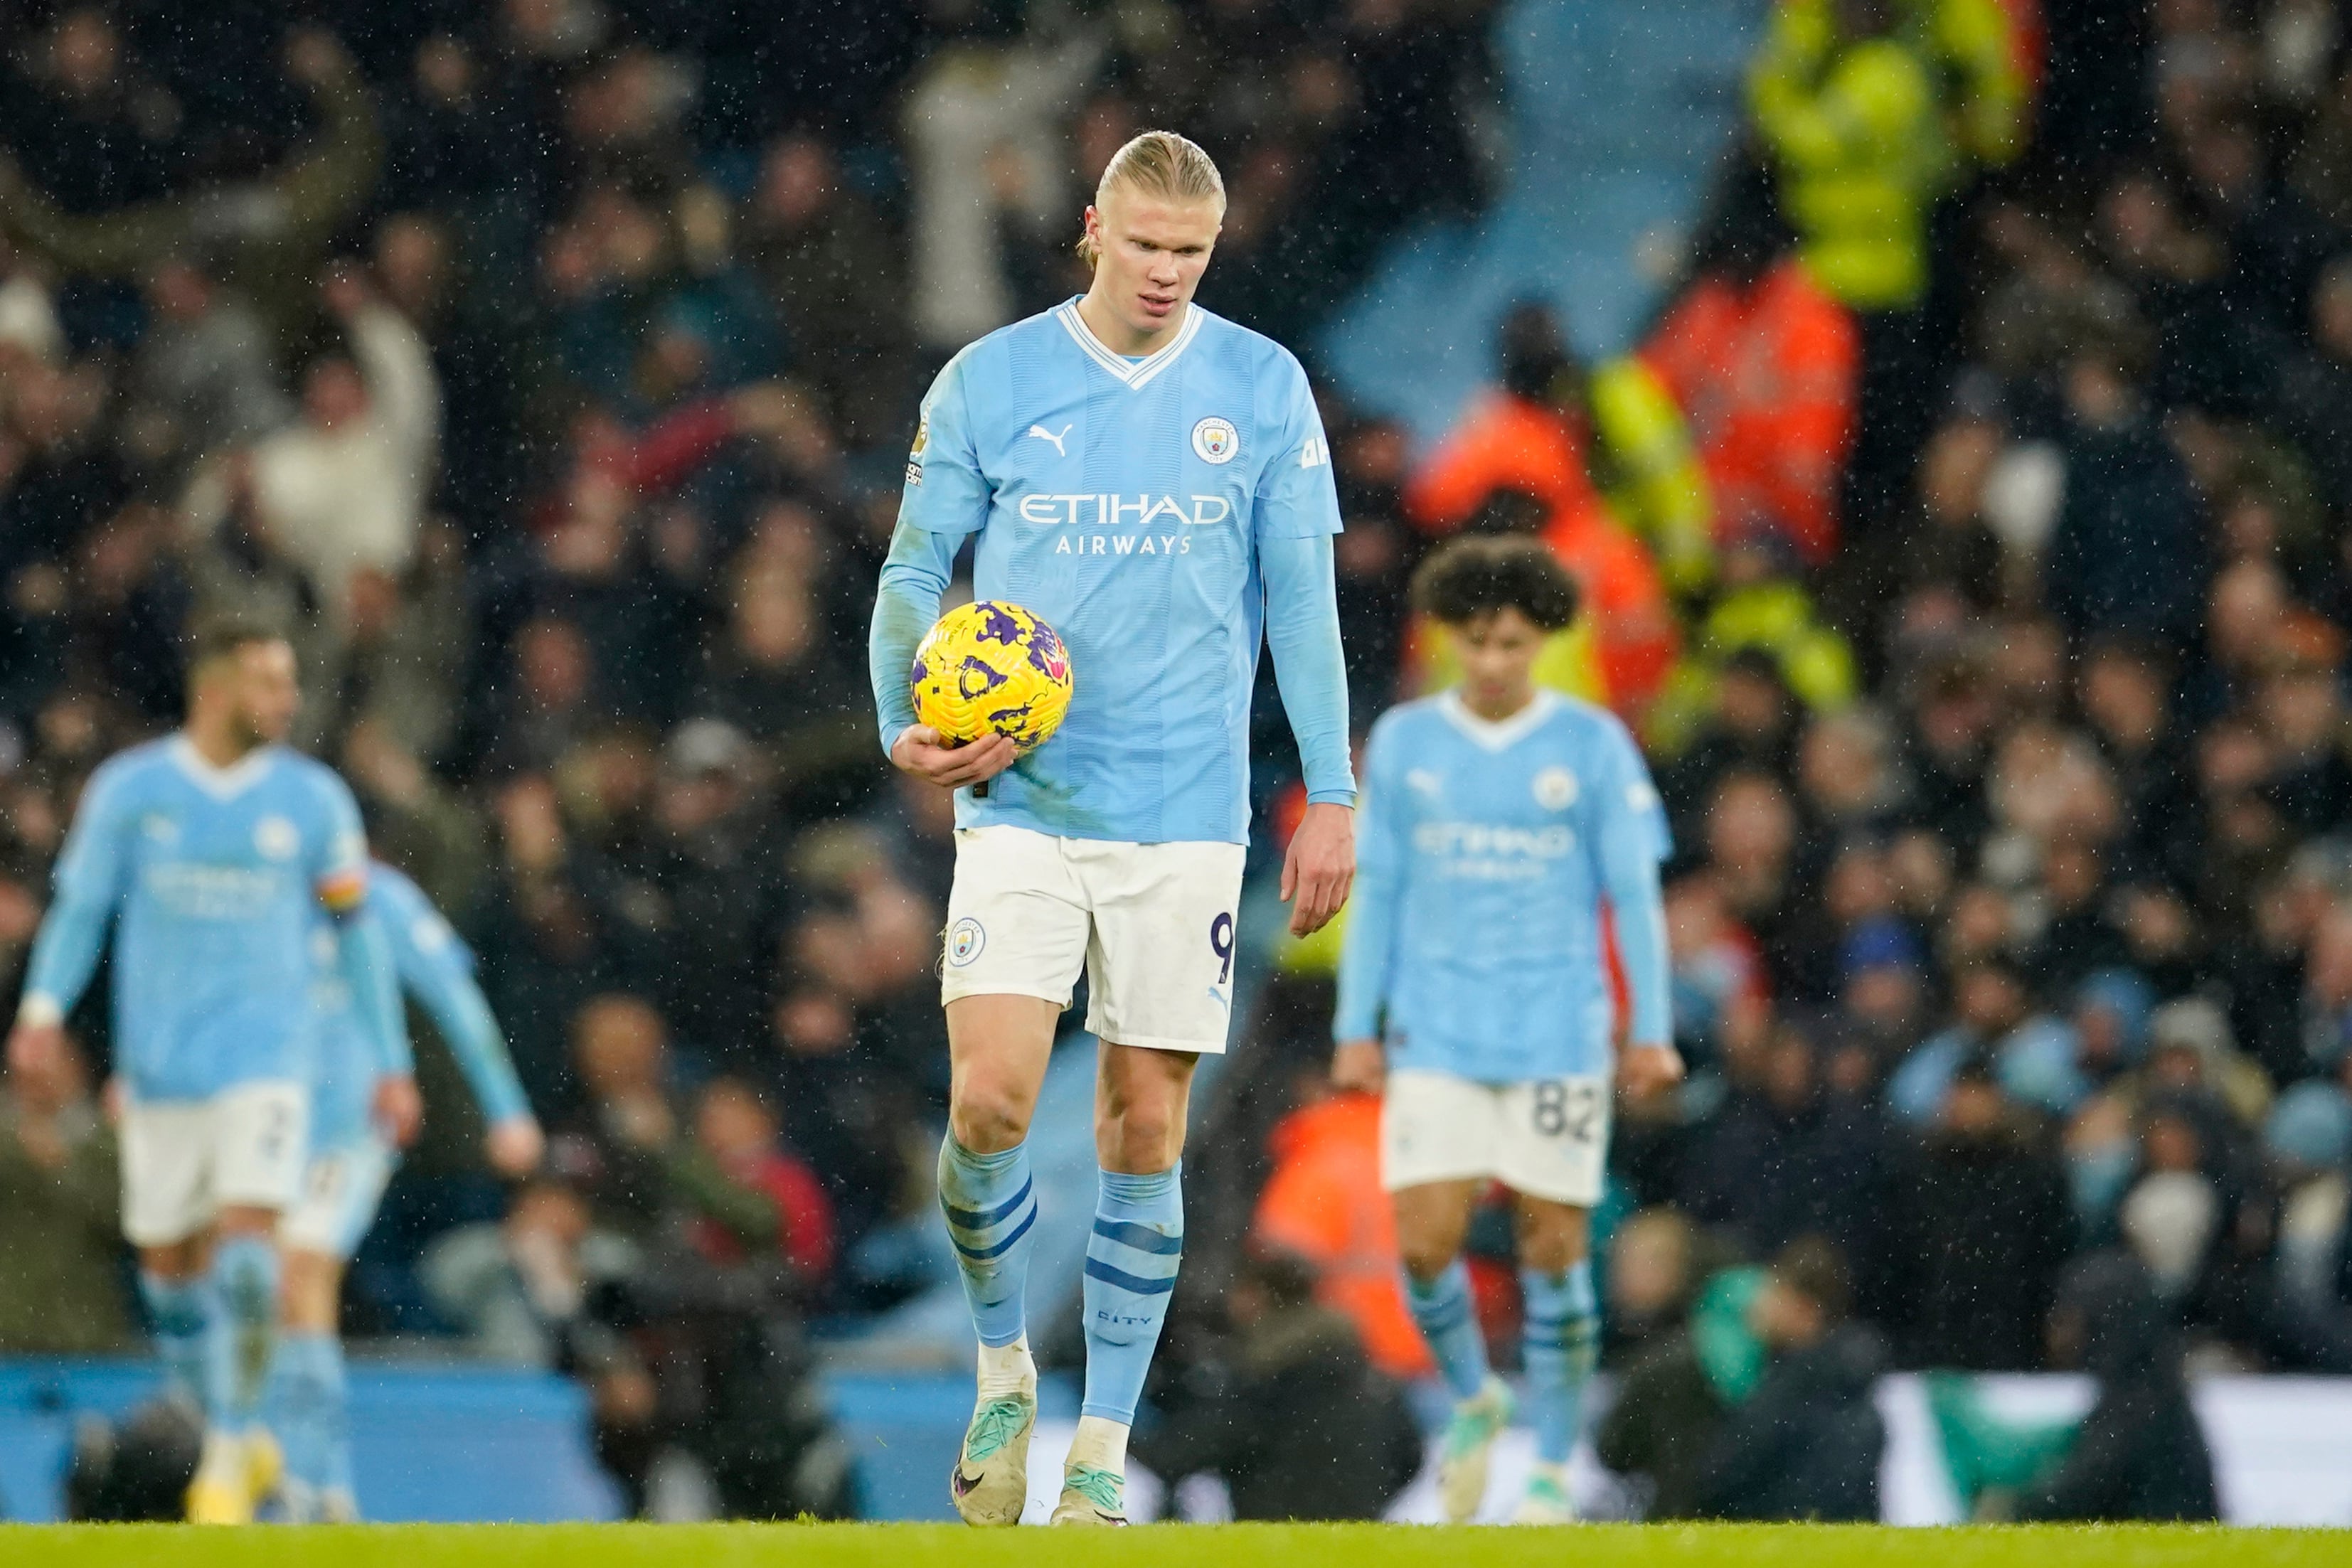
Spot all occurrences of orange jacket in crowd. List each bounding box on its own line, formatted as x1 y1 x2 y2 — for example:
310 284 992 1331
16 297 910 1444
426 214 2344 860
1401 393 1680 714
1639 257 1860 566
1250 1091 1434 1379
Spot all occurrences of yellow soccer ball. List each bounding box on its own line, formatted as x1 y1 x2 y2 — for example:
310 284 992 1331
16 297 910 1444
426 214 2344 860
910 600 1075 753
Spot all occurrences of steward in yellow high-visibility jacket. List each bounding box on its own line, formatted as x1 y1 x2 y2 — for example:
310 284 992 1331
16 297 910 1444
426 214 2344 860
1749 0 1940 311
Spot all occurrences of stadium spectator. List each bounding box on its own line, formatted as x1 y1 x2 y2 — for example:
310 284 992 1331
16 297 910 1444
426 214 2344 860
1693 1235 1886 1521
0 1030 128 1352
1134 1250 1424 1522
2008 1250 2220 1521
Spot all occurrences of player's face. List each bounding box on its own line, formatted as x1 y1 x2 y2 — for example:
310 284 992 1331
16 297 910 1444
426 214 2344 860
1084 186 1222 344
1452 607 1547 718
227 640 302 749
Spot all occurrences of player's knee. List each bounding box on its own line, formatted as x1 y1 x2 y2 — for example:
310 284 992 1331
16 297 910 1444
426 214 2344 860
949 1085 1033 1153
1098 1101 1181 1170
1397 1236 1464 1284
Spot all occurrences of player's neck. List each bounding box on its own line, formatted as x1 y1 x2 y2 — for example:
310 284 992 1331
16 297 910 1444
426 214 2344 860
182 720 261 772
1457 683 1539 725
1075 287 1186 358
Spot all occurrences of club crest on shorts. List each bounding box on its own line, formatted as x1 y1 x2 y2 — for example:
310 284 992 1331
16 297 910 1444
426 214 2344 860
1191 415 1238 464
947 917 986 966
1534 766 1578 810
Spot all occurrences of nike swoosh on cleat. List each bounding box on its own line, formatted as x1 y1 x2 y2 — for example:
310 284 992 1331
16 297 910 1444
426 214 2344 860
952 1468 983 1498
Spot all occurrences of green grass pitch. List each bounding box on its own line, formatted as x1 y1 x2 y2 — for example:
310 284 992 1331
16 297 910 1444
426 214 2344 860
0 1523 2338 1567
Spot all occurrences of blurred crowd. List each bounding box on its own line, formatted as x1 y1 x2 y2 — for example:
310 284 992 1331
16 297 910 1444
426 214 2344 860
9 0 2352 1524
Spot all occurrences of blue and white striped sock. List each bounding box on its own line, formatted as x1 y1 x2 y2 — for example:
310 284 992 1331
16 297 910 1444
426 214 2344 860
1405 1260 1491 1401
938 1136 1038 1349
138 1271 214 1408
1080 1164 1183 1426
1521 1262 1599 1466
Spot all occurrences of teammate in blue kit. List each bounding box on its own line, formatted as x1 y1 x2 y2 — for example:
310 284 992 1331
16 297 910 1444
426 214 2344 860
1332 538 1684 1525
868 130 1355 1525
273 860 543 1521
4 622 417 1524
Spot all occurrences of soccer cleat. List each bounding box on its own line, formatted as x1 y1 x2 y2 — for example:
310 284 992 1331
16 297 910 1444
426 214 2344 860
948 1392 1036 1526
186 1431 264 1525
1049 1463 1127 1525
319 1486 361 1524
1513 1465 1578 1525
1437 1377 1515 1524
242 1427 284 1511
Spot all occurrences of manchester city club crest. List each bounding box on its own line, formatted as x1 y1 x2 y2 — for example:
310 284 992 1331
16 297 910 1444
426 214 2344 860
1191 415 1238 464
947 917 986 967
1534 766 1579 810
254 815 300 860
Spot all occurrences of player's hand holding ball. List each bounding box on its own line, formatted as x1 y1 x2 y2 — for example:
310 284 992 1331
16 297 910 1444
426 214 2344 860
486 1115 546 1178
898 600 1074 791
1617 1040 1686 1102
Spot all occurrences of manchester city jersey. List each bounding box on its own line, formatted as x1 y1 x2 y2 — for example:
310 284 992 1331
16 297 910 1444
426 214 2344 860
28 737 371 1101
1334 690 1673 1082
307 863 528 1151
896 299 1342 844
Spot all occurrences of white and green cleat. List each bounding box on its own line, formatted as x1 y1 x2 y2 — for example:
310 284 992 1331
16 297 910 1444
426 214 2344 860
1513 1463 1579 1525
1049 1462 1127 1526
1437 1377 1516 1523
947 1391 1036 1526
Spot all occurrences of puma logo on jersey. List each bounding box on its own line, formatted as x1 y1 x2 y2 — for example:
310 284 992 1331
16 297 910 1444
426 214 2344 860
1027 423 1073 456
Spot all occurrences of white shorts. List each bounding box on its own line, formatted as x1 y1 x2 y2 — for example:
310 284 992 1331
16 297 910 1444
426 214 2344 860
1380 1068 1612 1207
120 1079 309 1247
281 1135 400 1260
941 825 1248 1054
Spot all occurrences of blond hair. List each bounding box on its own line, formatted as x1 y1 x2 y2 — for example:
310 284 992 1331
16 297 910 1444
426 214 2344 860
1077 130 1225 268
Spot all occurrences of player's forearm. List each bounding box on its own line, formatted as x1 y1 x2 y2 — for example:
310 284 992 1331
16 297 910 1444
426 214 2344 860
425 983 531 1126
868 523 959 754
18 892 113 1023
339 911 415 1075
1604 850 1673 1045
1260 534 1355 804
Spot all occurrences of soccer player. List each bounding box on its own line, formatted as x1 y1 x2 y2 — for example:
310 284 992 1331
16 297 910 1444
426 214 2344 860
868 130 1354 1525
4 622 417 1524
274 858 544 1521
1331 537 1683 1524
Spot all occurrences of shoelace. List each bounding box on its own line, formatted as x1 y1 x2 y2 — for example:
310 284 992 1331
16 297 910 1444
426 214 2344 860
964 1396 1031 1463
1442 1394 1508 1461
1064 1463 1124 1515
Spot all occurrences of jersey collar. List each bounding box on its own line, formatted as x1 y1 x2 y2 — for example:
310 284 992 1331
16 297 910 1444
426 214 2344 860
1055 297 1203 390
1438 688 1559 753
169 735 278 799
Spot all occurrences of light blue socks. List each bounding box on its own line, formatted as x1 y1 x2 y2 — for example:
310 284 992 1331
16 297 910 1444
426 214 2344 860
209 1234 280 1432
1406 1259 1492 1400
272 1330 352 1503
139 1271 215 1408
1521 1261 1600 1465
939 1137 1039 1349
1079 1165 1183 1424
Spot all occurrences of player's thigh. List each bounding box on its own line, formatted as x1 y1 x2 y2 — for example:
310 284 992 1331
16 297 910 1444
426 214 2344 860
940 826 1092 1011
1493 1074 1612 1214
281 1136 399 1271
209 1079 310 1219
1093 1040 1201 1170
944 993 1061 1149
1080 840 1247 1055
1389 1178 1486 1280
119 1098 215 1251
280 1246 347 1333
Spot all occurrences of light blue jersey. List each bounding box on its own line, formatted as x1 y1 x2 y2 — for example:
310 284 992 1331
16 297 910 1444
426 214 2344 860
1334 691 1675 1082
870 299 1353 845
21 737 404 1102
308 863 531 1151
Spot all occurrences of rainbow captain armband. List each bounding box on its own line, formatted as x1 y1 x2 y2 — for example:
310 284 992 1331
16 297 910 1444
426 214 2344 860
316 866 369 915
